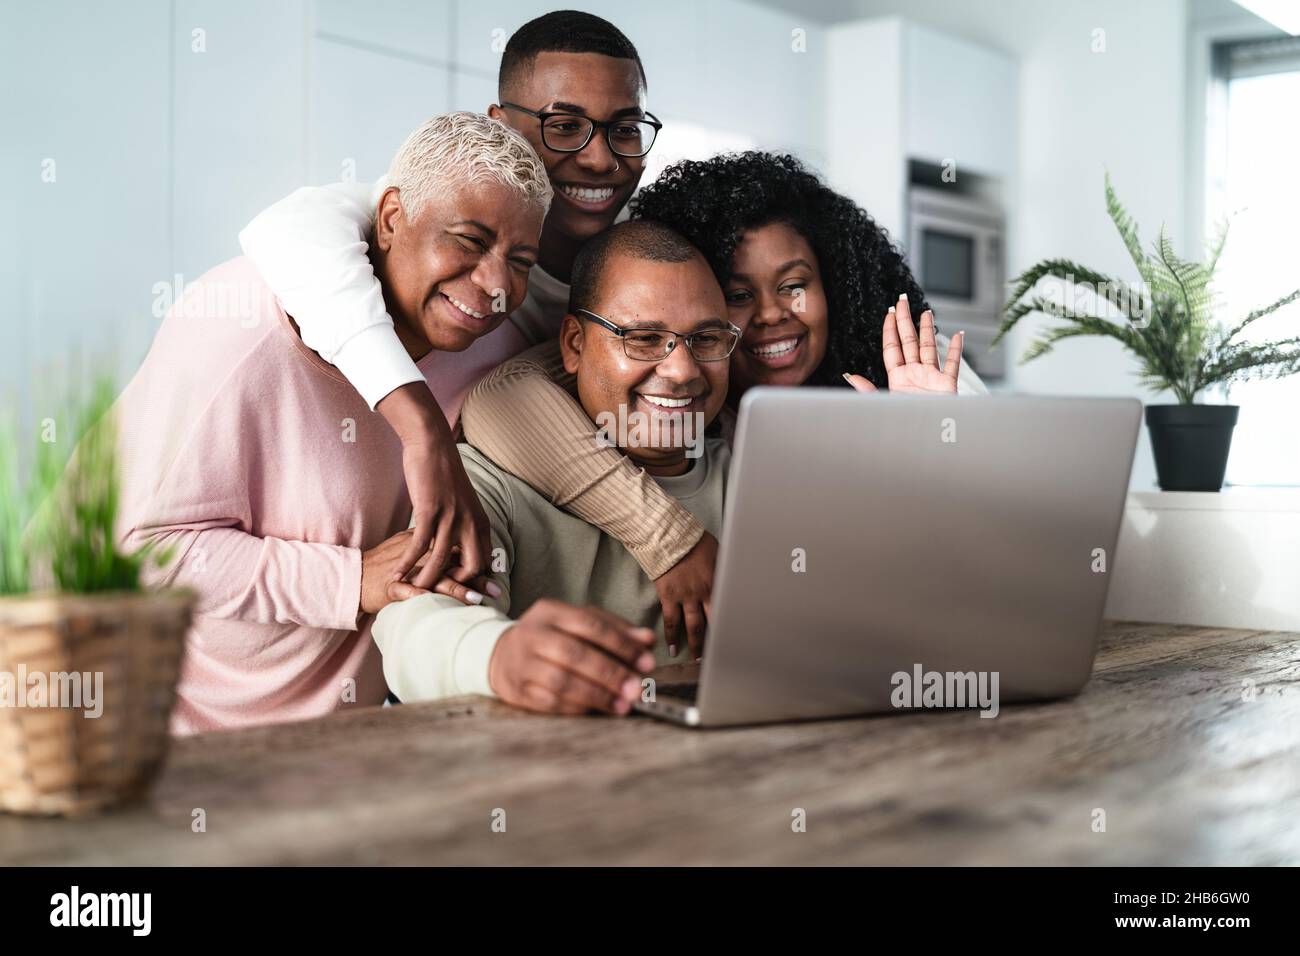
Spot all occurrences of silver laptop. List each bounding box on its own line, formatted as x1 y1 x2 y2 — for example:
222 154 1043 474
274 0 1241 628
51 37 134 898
635 388 1142 727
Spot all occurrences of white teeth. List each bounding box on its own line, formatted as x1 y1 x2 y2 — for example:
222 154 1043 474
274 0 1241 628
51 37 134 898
446 294 486 319
561 185 615 203
640 394 692 409
752 338 799 358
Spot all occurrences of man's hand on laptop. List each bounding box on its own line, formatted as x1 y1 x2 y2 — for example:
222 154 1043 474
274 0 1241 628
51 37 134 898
487 600 657 716
653 531 717 662
843 294 964 396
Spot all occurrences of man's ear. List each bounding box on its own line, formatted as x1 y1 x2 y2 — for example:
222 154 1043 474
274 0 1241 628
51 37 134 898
374 187 405 252
559 313 584 375
489 101 531 141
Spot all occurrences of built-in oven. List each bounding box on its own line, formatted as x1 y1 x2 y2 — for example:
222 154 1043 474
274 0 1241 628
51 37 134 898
907 186 1006 379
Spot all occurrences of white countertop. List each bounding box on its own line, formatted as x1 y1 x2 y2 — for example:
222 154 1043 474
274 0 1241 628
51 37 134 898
1128 487 1300 512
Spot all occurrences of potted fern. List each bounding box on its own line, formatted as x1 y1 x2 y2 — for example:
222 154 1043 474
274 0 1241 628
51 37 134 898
1 378 191 816
995 174 1300 491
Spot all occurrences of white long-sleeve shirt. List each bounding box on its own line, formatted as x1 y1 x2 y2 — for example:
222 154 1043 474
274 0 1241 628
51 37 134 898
238 178 569 409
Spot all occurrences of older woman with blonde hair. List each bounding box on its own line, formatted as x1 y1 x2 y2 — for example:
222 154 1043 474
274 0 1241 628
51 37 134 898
114 113 551 733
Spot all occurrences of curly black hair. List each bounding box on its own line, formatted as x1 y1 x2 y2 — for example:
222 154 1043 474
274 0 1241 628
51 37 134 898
628 151 928 388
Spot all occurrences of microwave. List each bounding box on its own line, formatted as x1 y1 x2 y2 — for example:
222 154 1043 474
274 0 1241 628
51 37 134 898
906 187 1006 379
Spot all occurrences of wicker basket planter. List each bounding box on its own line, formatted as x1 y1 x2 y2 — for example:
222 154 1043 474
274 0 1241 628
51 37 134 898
0 590 192 816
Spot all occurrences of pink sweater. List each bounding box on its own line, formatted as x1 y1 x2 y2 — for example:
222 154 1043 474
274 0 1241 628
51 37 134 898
115 257 527 734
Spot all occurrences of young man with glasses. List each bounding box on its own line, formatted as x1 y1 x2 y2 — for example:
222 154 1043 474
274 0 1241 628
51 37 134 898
372 222 734 715
238 10 670 607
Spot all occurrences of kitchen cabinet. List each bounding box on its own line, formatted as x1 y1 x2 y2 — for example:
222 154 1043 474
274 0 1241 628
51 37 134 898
825 17 1017 239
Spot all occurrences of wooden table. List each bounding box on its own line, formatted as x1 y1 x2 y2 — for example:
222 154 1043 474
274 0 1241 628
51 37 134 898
2 621 1298 865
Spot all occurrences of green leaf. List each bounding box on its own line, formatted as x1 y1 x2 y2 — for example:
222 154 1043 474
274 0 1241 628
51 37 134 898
995 260 1132 346
13 373 153 594
1001 258 1121 315
1105 170 1154 286
1203 339 1300 387
1221 288 1300 343
1020 318 1132 363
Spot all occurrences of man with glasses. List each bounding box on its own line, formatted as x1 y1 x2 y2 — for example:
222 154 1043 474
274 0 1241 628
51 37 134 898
237 10 664 605
577 305 735 461
371 222 735 715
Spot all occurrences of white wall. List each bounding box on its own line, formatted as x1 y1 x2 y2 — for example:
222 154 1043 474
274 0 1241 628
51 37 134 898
1 0 826 424
824 19 905 236
1 0 174 422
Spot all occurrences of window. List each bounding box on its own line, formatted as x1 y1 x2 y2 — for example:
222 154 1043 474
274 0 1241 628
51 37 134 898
1209 38 1300 487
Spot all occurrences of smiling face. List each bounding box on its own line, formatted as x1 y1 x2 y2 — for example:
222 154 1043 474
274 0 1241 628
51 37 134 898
723 221 830 399
491 51 649 265
371 180 545 356
560 251 730 476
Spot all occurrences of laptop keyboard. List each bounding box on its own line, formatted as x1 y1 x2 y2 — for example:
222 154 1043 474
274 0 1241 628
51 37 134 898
655 682 699 703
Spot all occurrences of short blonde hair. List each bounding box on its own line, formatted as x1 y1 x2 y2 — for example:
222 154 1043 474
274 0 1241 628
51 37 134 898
387 111 552 220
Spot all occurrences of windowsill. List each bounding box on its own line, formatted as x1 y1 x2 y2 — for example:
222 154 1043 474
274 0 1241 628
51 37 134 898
1128 487 1300 513
1108 486 1300 631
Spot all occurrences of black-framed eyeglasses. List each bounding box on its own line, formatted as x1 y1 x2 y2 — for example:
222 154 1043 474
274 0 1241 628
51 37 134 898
576 309 740 362
499 102 662 158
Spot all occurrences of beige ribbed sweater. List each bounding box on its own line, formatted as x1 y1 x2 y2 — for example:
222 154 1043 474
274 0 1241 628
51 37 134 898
460 340 708 579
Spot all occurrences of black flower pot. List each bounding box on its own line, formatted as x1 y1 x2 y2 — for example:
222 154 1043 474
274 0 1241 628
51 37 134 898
1145 404 1239 492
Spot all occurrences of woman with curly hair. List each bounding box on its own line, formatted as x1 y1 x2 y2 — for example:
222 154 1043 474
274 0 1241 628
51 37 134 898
459 151 987 656
630 151 981 397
